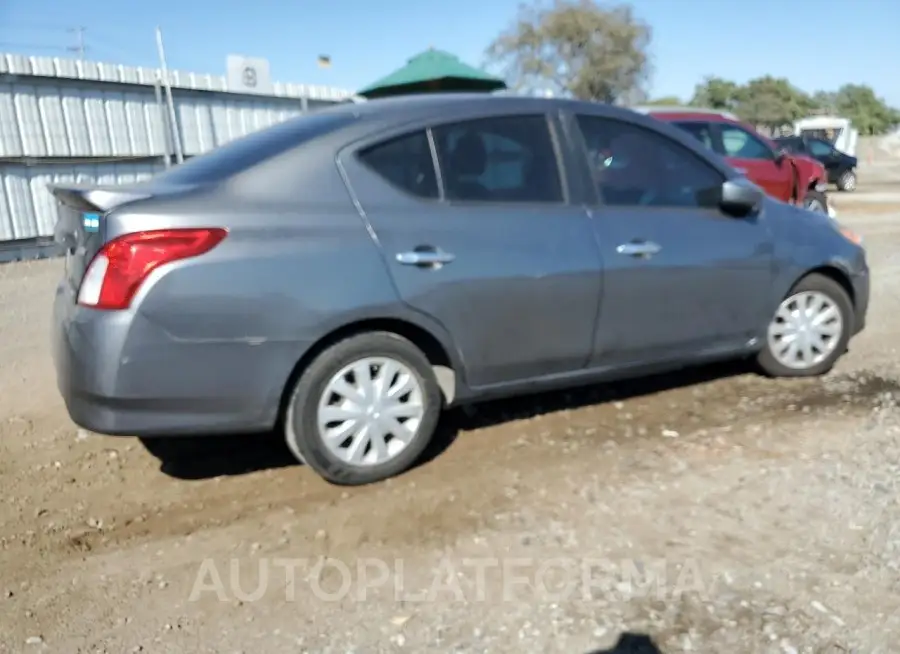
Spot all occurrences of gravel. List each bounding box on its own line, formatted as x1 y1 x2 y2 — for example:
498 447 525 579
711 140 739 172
1 200 900 653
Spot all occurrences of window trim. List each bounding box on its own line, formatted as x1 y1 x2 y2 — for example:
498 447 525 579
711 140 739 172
428 112 571 207
425 128 446 202
716 122 777 161
571 112 726 211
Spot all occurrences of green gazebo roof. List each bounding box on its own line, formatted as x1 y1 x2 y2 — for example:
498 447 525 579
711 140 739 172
357 49 507 99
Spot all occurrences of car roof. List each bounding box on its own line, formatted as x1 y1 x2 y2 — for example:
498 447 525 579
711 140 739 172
632 106 740 122
154 92 743 193
314 92 657 124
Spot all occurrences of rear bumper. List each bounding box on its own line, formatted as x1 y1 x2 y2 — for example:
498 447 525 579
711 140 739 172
52 283 300 437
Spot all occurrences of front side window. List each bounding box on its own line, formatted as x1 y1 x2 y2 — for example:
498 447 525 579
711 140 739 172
432 115 563 203
357 130 439 199
808 139 834 157
719 125 775 160
576 115 723 208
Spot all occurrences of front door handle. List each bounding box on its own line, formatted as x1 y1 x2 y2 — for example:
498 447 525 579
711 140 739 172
396 248 455 267
616 241 661 258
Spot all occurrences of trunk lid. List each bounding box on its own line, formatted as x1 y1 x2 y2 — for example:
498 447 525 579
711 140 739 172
50 181 186 290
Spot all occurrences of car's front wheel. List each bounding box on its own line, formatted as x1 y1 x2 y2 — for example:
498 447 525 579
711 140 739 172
757 273 853 377
837 170 857 192
284 332 442 485
803 189 829 214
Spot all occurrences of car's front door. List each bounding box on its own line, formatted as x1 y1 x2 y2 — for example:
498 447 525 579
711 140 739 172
340 113 603 388
807 138 843 181
571 112 776 367
714 122 794 202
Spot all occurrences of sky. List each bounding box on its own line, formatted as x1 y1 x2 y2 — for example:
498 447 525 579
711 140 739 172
1 0 898 106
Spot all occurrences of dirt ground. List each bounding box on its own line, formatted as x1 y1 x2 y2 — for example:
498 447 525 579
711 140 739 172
3 191 900 653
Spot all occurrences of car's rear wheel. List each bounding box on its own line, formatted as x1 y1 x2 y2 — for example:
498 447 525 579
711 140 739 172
757 273 853 378
284 332 442 485
803 189 828 214
837 170 857 192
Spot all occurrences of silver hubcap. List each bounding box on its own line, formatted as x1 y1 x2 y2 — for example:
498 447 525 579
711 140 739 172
804 197 825 213
843 174 856 191
767 291 843 370
317 357 425 466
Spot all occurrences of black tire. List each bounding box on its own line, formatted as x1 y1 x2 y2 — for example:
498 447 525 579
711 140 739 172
837 170 857 192
283 331 442 486
757 273 853 378
802 189 828 214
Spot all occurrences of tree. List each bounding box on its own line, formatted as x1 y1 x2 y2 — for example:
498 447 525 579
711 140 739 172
811 90 838 114
689 76 740 111
485 0 653 104
732 76 813 129
832 84 900 135
644 95 683 106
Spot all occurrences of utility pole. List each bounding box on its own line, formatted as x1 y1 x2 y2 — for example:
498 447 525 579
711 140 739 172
67 26 86 60
155 26 184 164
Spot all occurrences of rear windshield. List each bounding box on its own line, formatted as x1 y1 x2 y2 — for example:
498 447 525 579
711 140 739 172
152 109 357 185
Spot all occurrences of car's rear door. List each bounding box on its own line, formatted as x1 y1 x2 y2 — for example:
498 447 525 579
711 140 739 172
568 111 775 366
713 122 794 202
339 111 603 389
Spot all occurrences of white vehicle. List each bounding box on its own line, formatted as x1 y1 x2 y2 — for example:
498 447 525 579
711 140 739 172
793 115 858 157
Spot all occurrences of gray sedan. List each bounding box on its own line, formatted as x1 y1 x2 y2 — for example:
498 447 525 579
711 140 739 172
50 93 870 485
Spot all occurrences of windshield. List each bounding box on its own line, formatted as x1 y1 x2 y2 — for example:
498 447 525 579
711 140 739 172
152 110 357 185
774 137 802 152
800 127 843 144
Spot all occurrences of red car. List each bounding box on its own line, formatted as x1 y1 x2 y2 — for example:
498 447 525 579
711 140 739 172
635 107 830 214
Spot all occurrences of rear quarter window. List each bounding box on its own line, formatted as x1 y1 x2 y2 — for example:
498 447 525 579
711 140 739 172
357 131 439 199
152 110 357 185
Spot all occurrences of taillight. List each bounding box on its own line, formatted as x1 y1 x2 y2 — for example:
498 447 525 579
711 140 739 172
78 228 227 310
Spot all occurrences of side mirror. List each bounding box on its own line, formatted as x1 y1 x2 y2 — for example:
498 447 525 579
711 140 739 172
719 178 764 217
774 148 789 164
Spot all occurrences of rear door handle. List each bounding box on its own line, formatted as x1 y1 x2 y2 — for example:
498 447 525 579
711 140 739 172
616 241 661 258
396 249 455 266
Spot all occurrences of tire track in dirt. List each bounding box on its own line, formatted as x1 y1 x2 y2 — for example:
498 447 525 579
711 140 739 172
3 364 896 591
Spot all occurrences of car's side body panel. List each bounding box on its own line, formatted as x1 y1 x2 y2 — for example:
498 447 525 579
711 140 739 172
50 94 870 440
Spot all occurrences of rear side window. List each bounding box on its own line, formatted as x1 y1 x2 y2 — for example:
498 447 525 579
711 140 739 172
432 115 563 203
672 121 714 150
152 110 356 185
357 131 439 199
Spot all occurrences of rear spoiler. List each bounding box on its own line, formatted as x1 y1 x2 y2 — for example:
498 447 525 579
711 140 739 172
50 184 155 249
48 184 154 215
